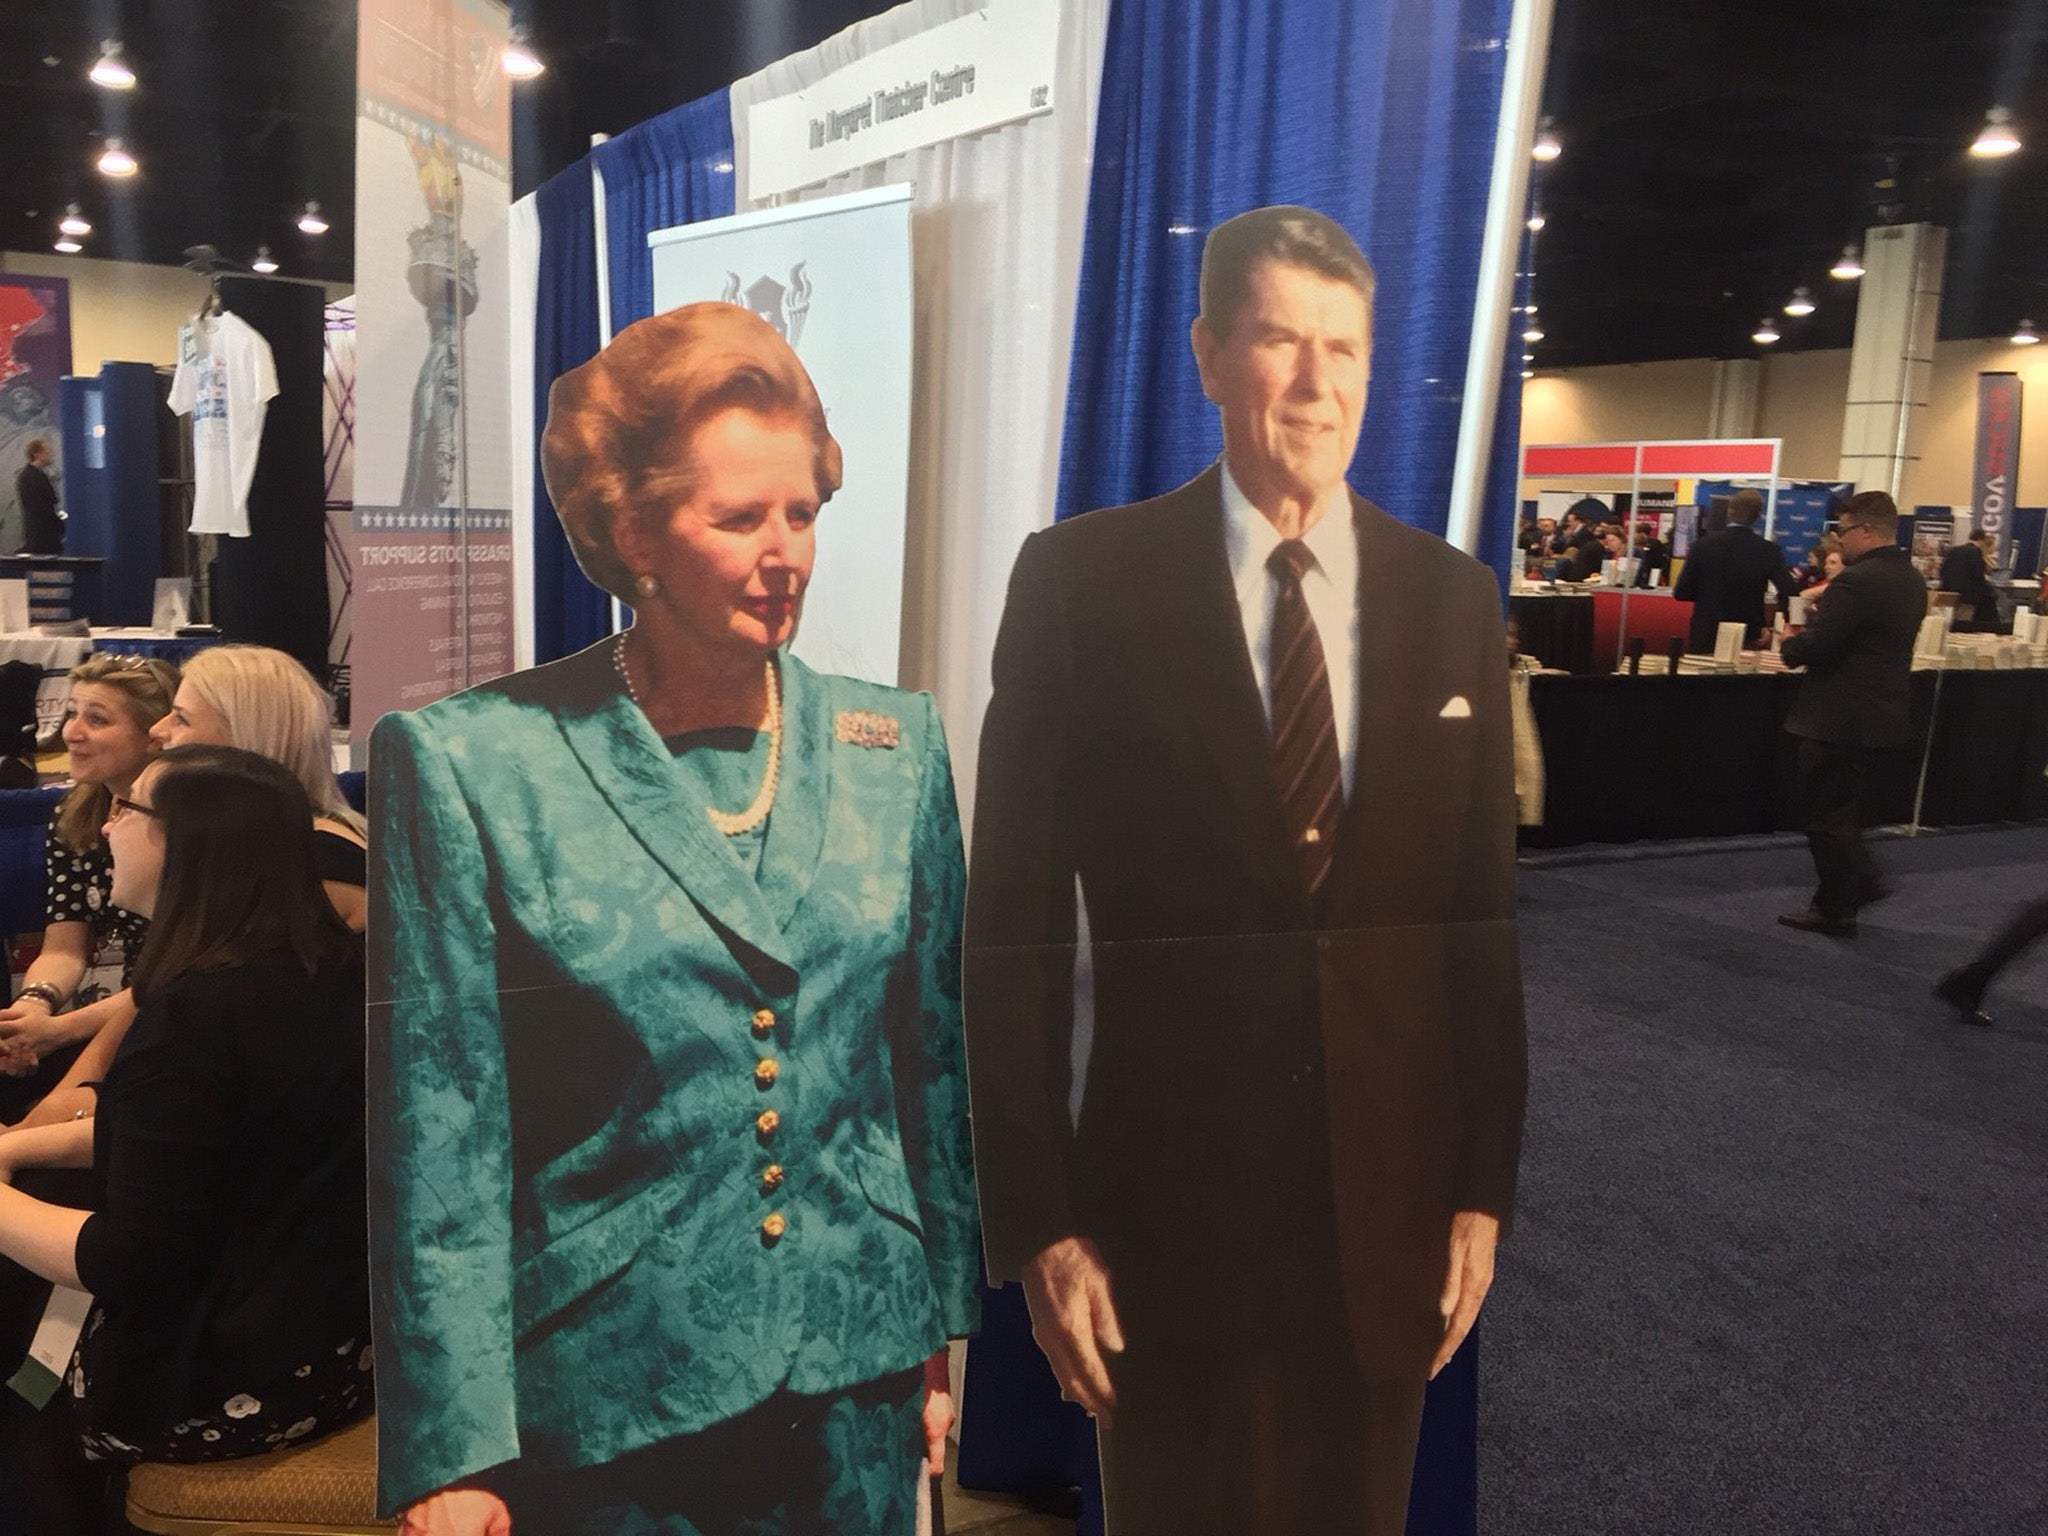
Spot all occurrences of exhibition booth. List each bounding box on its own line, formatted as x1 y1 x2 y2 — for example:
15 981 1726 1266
3 0 2046 1532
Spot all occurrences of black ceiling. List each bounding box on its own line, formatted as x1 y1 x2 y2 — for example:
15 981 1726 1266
1531 0 2048 367
2 0 2044 369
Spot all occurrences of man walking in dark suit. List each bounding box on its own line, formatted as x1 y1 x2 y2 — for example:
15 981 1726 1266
1673 487 1797 652
1778 491 1928 936
963 206 1527 1536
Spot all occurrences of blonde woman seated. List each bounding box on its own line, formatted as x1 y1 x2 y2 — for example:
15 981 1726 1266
2 645 364 1132
0 655 178 1118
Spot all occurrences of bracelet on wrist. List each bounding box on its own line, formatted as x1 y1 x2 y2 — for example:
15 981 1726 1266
13 983 64 1012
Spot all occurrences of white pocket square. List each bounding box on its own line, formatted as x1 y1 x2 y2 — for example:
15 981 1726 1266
1438 695 1473 719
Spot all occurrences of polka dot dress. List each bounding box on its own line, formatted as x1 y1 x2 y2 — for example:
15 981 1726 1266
44 834 148 994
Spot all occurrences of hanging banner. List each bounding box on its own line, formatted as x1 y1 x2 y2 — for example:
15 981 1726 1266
0 275 72 556
744 0 1057 201
1970 371 2022 565
350 0 517 742
647 185 913 684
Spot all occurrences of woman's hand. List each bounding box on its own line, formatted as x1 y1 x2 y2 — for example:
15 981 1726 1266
921 1348 954 1479
399 1488 511 1536
0 998 58 1077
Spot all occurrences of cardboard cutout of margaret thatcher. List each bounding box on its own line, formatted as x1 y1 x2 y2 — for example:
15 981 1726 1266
367 301 980 1535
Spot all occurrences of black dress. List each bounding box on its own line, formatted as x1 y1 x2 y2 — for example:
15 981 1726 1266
68 957 372 1461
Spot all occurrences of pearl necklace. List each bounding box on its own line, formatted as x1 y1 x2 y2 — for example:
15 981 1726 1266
613 634 783 836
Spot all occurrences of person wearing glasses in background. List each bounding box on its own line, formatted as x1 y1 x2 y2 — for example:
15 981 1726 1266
0 746 370 1534
1778 492 1927 937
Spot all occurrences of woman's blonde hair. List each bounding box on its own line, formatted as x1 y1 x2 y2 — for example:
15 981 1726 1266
540 302 843 602
177 646 364 834
53 653 180 852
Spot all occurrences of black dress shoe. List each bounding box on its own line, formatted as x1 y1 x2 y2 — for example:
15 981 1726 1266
1778 908 1857 938
1935 970 1995 1027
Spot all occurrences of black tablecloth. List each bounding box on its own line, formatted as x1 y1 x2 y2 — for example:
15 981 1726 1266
1510 593 1595 675
1525 670 2048 848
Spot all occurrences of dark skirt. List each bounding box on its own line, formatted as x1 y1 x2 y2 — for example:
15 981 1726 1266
494 1368 927 1536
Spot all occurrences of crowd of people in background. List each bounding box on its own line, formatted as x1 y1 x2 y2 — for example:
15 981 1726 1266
0 647 370 1534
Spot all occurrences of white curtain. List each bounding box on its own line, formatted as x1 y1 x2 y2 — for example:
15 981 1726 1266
729 0 1111 825
507 191 541 672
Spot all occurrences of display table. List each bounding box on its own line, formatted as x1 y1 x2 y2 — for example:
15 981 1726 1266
0 629 224 739
1590 588 1692 670
1524 669 2048 848
1509 591 1595 674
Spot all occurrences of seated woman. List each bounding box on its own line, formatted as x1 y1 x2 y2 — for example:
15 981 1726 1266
0 745 371 1527
5 645 363 1132
0 655 178 1117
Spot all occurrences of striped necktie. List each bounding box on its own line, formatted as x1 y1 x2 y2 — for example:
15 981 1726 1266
1267 539 1342 895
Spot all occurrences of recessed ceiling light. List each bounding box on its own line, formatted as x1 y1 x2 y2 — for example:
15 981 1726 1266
53 237 83 255
1971 106 2021 159
2013 319 2041 346
251 246 279 275
1523 325 1545 343
1521 368 1535 379
502 26 545 79
96 139 138 178
1526 210 1546 232
1829 245 1865 280
1753 317 1781 345
89 39 136 90
58 203 91 238
1531 119 1562 162
1783 286 1816 317
297 201 329 235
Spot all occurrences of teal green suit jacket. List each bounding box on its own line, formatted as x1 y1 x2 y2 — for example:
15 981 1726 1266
367 642 979 1513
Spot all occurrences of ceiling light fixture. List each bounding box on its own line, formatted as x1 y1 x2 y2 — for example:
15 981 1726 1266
2013 319 2041 346
251 246 279 275
1783 286 1816 317
89 39 136 90
297 201 329 235
58 204 91 238
1526 210 1546 232
502 26 546 80
1971 106 2022 159
96 139 138 178
53 237 83 255
1531 119 1562 162
1753 317 1781 345
1523 325 1545 343
1829 245 1865 280
1522 352 1535 364
1521 368 1535 380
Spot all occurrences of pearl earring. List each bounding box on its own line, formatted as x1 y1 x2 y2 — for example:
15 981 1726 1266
633 573 660 599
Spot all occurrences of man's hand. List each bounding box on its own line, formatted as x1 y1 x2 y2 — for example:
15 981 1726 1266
400 1488 511 1536
1021 1236 1124 1422
921 1348 954 1477
1431 1210 1500 1379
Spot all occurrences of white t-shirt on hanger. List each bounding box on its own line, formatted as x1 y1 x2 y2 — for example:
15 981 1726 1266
168 311 279 538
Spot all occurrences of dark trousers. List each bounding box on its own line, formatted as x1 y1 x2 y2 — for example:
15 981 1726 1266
1950 893 2048 1003
1098 1311 1425 1536
1795 737 1883 920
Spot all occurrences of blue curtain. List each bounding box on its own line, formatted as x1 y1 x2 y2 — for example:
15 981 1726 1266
531 155 612 664
591 90 737 334
1056 0 1518 575
528 93 737 665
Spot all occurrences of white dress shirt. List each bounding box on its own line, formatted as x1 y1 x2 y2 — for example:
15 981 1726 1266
1218 460 1362 799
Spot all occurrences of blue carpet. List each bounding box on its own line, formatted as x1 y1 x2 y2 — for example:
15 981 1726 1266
1484 827 2048 1532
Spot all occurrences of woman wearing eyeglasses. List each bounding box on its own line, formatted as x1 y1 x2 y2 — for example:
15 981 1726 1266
0 746 371 1532
5 645 366 1134
0 654 178 1113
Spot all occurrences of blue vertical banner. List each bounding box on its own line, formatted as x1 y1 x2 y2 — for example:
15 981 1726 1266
0 275 73 556
1056 0 1517 559
1971 372 2022 565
